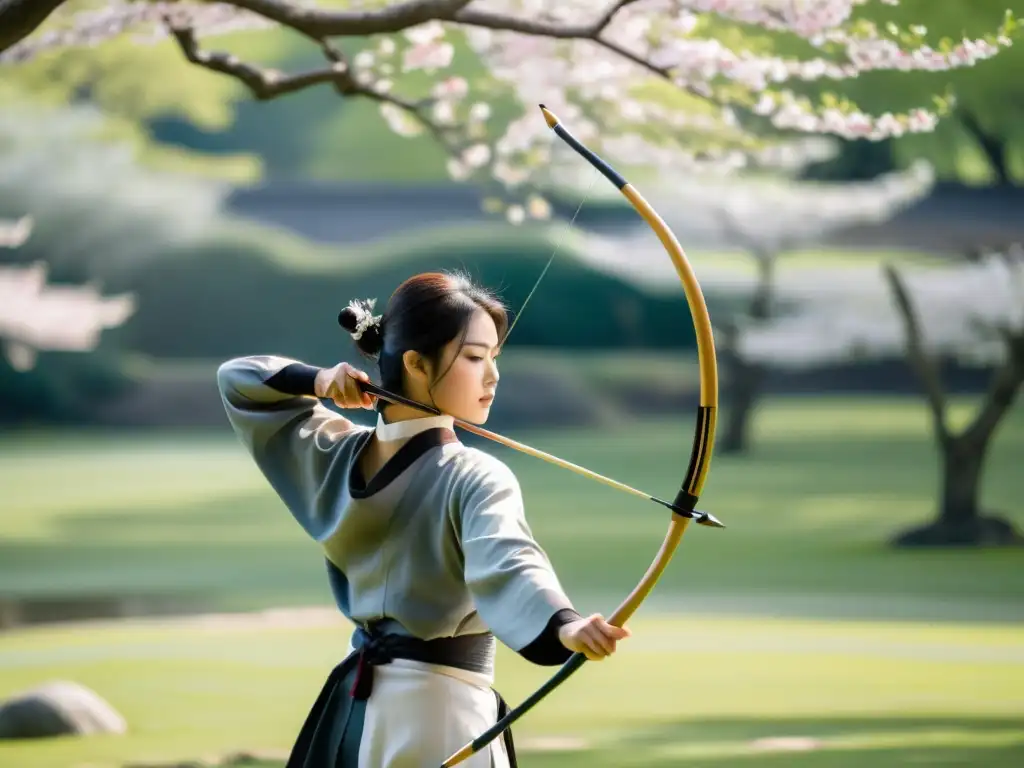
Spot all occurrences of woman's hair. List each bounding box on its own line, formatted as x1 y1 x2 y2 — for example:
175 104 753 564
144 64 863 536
338 271 508 403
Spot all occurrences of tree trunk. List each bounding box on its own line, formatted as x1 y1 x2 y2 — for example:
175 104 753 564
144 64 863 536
893 431 1022 547
719 354 764 454
719 252 775 455
940 438 986 529
885 262 1024 548
891 342 1024 548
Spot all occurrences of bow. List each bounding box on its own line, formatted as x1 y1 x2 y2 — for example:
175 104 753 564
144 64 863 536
432 105 721 766
356 104 722 766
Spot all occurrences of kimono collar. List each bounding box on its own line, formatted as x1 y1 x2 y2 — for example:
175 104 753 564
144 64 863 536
374 412 455 442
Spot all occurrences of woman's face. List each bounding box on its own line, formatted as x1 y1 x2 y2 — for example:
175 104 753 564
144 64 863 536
426 308 501 424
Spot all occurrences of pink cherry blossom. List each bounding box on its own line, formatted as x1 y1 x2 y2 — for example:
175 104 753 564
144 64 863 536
1 0 1017 220
0 262 136 371
402 41 454 72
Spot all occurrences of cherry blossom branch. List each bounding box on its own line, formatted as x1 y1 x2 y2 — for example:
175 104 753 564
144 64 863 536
451 0 642 38
0 0 66 56
166 17 446 131
168 22 350 100
1 0 1019 223
0 0 482 58
362 85 470 164
222 0 474 37
166 13 484 193
4 2 1016 144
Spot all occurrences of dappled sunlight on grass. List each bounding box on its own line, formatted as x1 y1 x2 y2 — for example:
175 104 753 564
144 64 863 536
1 396 1022 614
0 614 1021 768
1 391 1022 766
0 438 262 538
750 396 979 440
623 718 1024 766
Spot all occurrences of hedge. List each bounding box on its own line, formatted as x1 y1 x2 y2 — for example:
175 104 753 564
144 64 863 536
120 219 708 365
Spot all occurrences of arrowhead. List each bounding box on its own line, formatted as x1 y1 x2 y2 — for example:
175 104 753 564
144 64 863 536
695 510 726 528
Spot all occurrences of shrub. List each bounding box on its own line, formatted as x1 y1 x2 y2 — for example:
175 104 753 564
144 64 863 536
122 220 705 363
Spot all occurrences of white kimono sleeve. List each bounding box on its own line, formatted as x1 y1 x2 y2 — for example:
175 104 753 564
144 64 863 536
216 355 365 541
455 457 575 653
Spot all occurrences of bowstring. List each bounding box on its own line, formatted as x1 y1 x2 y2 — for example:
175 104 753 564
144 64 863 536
501 167 601 345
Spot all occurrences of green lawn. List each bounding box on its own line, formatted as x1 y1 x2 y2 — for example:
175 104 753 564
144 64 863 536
0 614 1021 768
2 395 1021 620
1 394 1023 767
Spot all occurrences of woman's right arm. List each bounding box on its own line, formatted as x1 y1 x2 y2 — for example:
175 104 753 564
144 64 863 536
217 355 372 540
454 456 629 664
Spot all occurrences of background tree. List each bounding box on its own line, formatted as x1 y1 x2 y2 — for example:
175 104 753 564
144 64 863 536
649 143 935 454
0 216 137 424
734 247 1024 547
0 97 228 423
0 96 228 283
0 260 136 374
0 1 1017 219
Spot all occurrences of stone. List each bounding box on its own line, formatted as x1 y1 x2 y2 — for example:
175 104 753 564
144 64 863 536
0 680 127 740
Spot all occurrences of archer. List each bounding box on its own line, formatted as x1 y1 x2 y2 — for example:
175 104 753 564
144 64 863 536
216 270 629 768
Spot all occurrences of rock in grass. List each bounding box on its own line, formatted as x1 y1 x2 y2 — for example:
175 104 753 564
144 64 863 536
0 680 127 739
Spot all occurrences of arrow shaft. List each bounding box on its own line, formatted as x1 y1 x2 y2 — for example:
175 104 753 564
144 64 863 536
359 380 713 521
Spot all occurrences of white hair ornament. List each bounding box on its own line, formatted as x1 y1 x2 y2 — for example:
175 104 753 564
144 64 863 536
346 298 382 340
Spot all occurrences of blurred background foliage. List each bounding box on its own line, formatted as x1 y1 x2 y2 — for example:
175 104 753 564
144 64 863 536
4 0 1021 186
1 2 1023 766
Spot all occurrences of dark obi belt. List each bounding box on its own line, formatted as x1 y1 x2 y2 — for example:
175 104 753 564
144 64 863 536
285 623 517 767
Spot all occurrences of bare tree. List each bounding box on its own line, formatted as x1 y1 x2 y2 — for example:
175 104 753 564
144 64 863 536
736 247 1024 547
0 1 1017 219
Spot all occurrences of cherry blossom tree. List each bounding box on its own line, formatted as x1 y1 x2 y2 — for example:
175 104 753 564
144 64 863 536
653 144 935 454
1 215 136 375
0 97 224 377
0 259 137 373
0 241 139 425
735 246 1024 546
0 97 228 277
0 1 1018 220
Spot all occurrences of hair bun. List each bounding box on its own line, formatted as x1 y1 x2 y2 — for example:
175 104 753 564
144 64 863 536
337 306 360 333
339 298 383 356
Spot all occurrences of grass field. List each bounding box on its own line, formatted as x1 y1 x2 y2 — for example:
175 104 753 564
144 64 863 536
2 394 1023 767
2 613 1022 768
